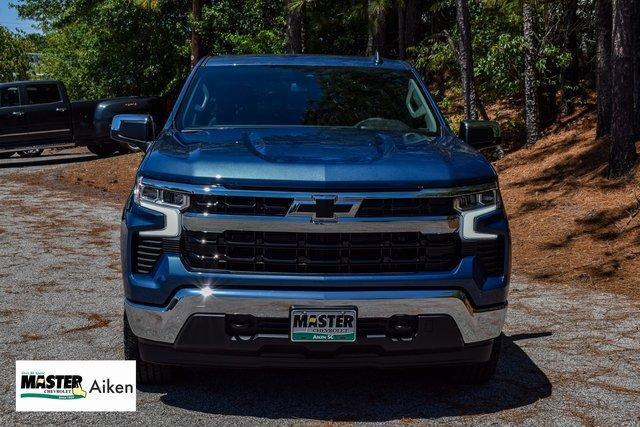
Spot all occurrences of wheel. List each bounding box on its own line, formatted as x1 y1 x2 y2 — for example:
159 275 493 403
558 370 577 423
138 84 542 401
124 312 173 384
87 143 118 157
117 143 135 154
18 149 44 158
450 334 502 384
0 152 15 159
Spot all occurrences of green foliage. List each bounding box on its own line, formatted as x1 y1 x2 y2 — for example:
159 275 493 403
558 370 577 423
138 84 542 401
0 26 32 81
14 0 595 118
412 0 580 105
200 0 286 55
304 0 368 56
18 0 189 99
16 0 286 99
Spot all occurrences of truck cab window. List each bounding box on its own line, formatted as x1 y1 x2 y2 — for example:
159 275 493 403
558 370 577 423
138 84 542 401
178 66 440 135
0 87 20 107
25 84 61 105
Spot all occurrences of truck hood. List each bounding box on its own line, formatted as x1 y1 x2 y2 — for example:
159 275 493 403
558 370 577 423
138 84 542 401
139 127 497 189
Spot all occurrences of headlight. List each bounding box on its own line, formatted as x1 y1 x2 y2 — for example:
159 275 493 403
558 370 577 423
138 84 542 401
455 189 500 211
134 177 190 210
454 188 500 240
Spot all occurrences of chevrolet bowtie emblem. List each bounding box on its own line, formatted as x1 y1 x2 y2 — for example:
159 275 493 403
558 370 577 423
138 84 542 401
288 197 357 220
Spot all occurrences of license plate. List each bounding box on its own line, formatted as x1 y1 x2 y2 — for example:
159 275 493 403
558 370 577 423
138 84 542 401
290 307 357 342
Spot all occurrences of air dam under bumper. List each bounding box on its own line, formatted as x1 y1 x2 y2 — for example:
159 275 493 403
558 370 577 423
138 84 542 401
126 288 506 367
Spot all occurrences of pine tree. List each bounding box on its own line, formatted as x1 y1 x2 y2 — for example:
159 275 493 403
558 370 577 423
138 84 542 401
286 0 304 54
609 0 638 177
596 0 613 138
523 0 540 145
455 0 478 120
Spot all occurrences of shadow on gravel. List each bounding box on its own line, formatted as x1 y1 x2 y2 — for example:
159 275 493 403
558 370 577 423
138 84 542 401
144 333 552 421
0 153 97 169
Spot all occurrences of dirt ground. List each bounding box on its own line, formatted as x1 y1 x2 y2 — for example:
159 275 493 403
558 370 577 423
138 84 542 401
20 103 639 300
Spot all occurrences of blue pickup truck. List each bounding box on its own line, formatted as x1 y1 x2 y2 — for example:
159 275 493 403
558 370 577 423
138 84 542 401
113 55 510 384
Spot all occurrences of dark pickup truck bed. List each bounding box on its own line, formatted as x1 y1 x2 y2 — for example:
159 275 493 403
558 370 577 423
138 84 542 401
0 80 164 157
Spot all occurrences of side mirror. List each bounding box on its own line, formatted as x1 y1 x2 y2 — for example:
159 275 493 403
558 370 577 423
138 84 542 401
110 114 154 152
458 120 501 149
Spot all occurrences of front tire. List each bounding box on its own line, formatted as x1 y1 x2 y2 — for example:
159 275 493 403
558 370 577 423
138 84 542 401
124 312 173 384
88 143 118 157
18 149 44 158
450 334 502 384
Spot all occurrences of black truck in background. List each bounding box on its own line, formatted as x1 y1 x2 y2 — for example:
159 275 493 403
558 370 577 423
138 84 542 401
0 80 164 158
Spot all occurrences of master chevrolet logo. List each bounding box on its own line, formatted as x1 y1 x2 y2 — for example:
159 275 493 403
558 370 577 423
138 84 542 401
288 196 356 220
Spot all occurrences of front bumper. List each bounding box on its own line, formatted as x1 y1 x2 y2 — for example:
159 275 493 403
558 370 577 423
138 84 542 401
126 288 506 345
127 288 505 368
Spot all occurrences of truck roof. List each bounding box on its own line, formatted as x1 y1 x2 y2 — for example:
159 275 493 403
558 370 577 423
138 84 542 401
0 79 60 86
203 54 411 70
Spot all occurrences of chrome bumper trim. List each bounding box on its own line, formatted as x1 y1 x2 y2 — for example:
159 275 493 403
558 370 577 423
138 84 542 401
125 288 506 345
183 214 459 234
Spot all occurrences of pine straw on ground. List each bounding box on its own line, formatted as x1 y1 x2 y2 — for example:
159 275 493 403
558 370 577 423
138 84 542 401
16 107 640 298
496 106 639 297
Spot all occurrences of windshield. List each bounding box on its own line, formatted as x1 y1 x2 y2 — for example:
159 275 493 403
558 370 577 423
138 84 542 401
176 65 440 134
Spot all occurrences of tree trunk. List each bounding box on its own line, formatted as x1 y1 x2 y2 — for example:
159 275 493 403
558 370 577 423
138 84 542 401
455 0 478 120
190 0 203 68
560 0 579 114
523 0 540 145
596 0 613 138
286 0 304 54
405 0 418 48
366 0 387 56
610 0 638 176
398 1 406 59
633 0 640 139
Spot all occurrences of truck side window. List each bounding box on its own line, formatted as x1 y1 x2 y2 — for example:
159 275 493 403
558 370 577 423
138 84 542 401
25 84 61 105
0 86 20 107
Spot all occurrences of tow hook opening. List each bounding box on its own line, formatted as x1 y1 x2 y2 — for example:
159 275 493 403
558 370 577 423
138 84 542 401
386 315 418 339
226 314 258 337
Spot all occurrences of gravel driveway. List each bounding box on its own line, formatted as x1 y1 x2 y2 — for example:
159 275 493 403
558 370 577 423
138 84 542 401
1 153 639 425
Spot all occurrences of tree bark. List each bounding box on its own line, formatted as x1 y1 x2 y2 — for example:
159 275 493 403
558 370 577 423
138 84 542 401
609 0 638 177
596 0 613 138
190 0 203 68
455 0 478 120
366 0 387 56
398 1 406 59
560 0 579 114
633 0 640 139
286 0 304 54
523 0 540 145
404 0 418 48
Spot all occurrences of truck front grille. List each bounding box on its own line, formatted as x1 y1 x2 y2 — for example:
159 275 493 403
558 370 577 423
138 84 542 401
181 230 461 274
189 195 292 216
356 197 455 217
188 195 456 217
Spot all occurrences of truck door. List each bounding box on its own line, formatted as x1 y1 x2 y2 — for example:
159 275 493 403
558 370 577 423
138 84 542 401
0 85 28 152
21 82 72 146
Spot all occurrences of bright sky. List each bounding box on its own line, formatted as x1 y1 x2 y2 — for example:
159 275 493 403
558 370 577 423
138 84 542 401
0 0 40 33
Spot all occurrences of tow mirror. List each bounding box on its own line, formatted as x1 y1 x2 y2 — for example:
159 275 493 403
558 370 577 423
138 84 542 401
459 120 501 149
110 114 154 152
